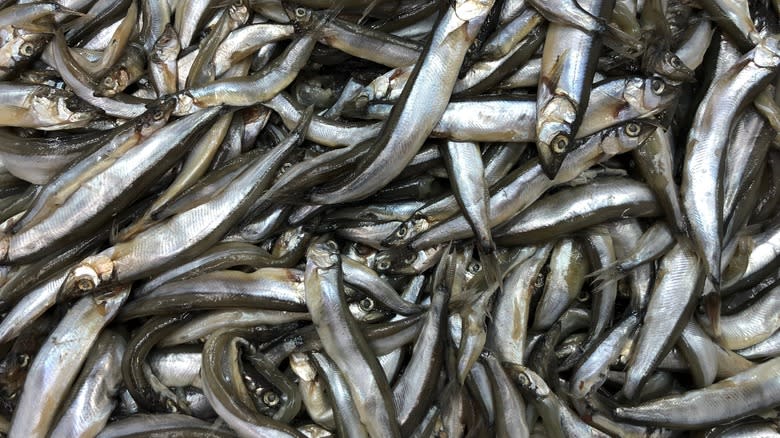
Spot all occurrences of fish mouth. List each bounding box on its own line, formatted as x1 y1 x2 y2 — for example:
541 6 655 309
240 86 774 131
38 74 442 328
537 129 572 179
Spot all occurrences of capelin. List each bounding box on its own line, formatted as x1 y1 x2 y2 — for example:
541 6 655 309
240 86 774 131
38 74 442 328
537 94 577 178
151 24 180 63
382 217 428 248
95 71 125 97
375 247 419 272
702 291 721 338
59 95 101 125
137 97 176 135
306 241 340 269
536 130 570 179
754 35 780 68
0 235 8 264
172 91 196 116
71 265 100 291
60 254 115 301
655 51 695 82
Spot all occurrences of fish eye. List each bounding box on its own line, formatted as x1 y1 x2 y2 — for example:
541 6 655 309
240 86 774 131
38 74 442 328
396 225 407 238
516 373 530 386
262 391 280 407
325 240 338 251
153 110 164 120
359 297 375 312
469 262 482 273
377 260 391 271
651 78 665 94
103 77 115 88
19 43 34 56
77 278 95 291
16 354 29 368
552 135 568 154
165 400 179 413
624 122 641 137
295 7 307 18
669 55 682 68
403 253 416 264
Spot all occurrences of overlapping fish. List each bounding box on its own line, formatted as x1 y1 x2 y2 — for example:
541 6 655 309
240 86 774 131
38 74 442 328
0 0 777 437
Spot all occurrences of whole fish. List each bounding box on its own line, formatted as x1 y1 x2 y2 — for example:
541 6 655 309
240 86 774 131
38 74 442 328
0 3 775 437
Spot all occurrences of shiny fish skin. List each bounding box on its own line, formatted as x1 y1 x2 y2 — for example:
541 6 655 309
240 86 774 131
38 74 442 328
615 356 780 429
49 330 126 438
2 107 218 263
8 285 129 438
177 29 319 114
506 363 611 438
571 313 639 398
309 0 496 204
95 413 238 437
14 100 175 235
310 351 367 438
441 140 493 252
582 228 618 342
722 221 780 293
391 286 447 434
49 31 149 119
0 127 112 185
62 108 308 293
118 268 307 319
201 329 302 438
409 122 658 250
494 177 661 245
677 319 719 388
623 243 704 401
304 242 400 438
682 37 780 290
703 284 780 350
487 243 552 365
0 2 778 437
482 352 530 438
534 0 614 177
632 129 687 235
532 237 589 330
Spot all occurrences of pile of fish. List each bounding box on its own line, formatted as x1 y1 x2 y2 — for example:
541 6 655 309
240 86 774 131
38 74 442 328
0 0 779 436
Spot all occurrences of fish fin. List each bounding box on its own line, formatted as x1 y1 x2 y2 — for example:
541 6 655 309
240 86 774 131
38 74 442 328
543 49 568 90
585 262 626 288
433 241 454 292
477 245 503 295
53 4 87 17
702 292 721 338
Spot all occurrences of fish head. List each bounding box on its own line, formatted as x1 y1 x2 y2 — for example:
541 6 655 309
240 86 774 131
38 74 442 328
598 120 657 155
376 245 447 275
649 50 695 82
95 68 128 98
6 32 49 65
139 97 176 136
342 242 379 268
625 77 679 119
151 24 181 63
306 240 340 270
227 0 250 25
382 215 430 248
537 95 578 178
504 362 551 399
349 296 391 322
754 35 780 69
